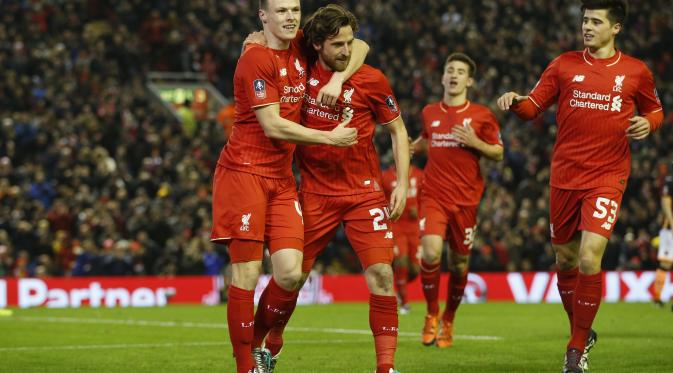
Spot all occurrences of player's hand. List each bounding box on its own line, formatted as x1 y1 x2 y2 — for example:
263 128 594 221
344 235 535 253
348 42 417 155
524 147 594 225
388 184 407 221
317 77 342 107
242 31 266 49
626 116 651 140
452 123 479 148
408 137 415 158
497 92 527 111
327 107 357 147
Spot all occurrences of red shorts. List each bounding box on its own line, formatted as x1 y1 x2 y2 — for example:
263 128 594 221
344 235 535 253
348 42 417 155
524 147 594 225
550 186 623 244
392 220 420 265
300 192 394 272
419 196 477 256
211 166 303 263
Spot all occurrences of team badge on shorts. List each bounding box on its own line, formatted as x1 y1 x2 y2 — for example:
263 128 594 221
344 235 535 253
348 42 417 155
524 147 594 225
253 79 266 99
385 96 398 113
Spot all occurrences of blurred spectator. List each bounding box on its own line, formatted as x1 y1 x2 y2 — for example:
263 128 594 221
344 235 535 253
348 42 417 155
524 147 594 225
0 1 670 277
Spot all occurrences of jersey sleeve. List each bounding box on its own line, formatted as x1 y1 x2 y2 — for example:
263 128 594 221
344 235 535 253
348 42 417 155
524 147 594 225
635 64 663 116
478 109 503 146
367 71 401 125
238 47 279 108
528 56 561 111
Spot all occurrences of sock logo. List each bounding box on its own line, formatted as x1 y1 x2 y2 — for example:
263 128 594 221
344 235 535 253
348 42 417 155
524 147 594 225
381 326 399 333
577 300 598 307
241 321 254 328
266 305 288 315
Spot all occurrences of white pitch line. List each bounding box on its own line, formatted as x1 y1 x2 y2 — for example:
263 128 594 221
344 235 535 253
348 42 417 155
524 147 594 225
0 339 401 353
4 316 502 341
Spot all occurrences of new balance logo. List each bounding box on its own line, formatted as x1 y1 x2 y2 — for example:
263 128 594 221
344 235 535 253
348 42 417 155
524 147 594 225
280 68 287 77
384 231 393 239
419 218 426 231
610 95 622 112
431 120 440 127
462 118 472 127
309 78 319 86
572 75 585 82
240 213 252 232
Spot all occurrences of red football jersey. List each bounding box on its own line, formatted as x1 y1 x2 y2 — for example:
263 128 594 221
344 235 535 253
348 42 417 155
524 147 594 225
528 49 663 191
421 101 501 206
296 63 401 195
381 165 423 224
217 33 307 178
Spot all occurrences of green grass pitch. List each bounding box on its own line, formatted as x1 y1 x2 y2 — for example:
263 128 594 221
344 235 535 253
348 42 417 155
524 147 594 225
1 302 672 372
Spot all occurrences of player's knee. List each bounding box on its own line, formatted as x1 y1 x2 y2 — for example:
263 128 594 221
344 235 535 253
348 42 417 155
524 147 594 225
274 266 303 291
421 247 441 264
365 264 394 295
231 262 262 290
578 256 601 275
554 247 578 270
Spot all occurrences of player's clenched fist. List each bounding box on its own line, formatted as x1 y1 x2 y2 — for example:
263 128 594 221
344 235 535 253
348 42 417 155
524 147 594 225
626 116 651 140
327 107 357 147
497 91 528 111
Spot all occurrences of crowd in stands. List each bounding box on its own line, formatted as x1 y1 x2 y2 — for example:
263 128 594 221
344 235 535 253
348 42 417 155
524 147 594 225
1 0 671 278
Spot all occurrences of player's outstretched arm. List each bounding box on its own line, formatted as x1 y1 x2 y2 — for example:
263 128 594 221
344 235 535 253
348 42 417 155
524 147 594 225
452 125 504 161
255 104 357 146
318 39 370 106
385 117 409 221
497 91 541 121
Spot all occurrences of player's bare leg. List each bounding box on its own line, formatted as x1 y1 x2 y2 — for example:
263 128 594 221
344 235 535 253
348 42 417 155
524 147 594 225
437 251 469 348
420 235 442 345
654 261 671 307
252 248 302 372
229 254 264 373
365 263 399 373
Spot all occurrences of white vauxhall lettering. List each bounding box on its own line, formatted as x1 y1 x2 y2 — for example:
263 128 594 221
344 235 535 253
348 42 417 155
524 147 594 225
0 280 6 308
621 272 655 302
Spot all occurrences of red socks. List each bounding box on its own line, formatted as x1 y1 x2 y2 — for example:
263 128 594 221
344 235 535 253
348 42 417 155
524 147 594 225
227 286 255 373
557 267 579 332
568 272 602 351
369 294 398 373
252 278 299 350
394 264 409 305
443 272 467 323
421 260 440 315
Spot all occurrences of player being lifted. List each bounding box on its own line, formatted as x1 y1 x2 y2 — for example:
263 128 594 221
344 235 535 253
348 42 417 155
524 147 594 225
412 52 504 349
211 1 369 372
654 162 673 310
497 1 664 372
254 5 410 373
382 163 424 314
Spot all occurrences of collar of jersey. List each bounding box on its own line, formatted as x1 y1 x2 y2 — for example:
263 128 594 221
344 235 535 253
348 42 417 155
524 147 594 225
440 100 470 113
582 48 622 67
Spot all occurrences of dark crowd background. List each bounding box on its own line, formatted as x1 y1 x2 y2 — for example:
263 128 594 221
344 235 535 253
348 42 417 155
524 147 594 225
1 0 671 278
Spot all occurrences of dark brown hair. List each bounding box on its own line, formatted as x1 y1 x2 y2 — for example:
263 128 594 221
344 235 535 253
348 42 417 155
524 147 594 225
303 4 358 49
444 53 477 77
581 0 628 25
